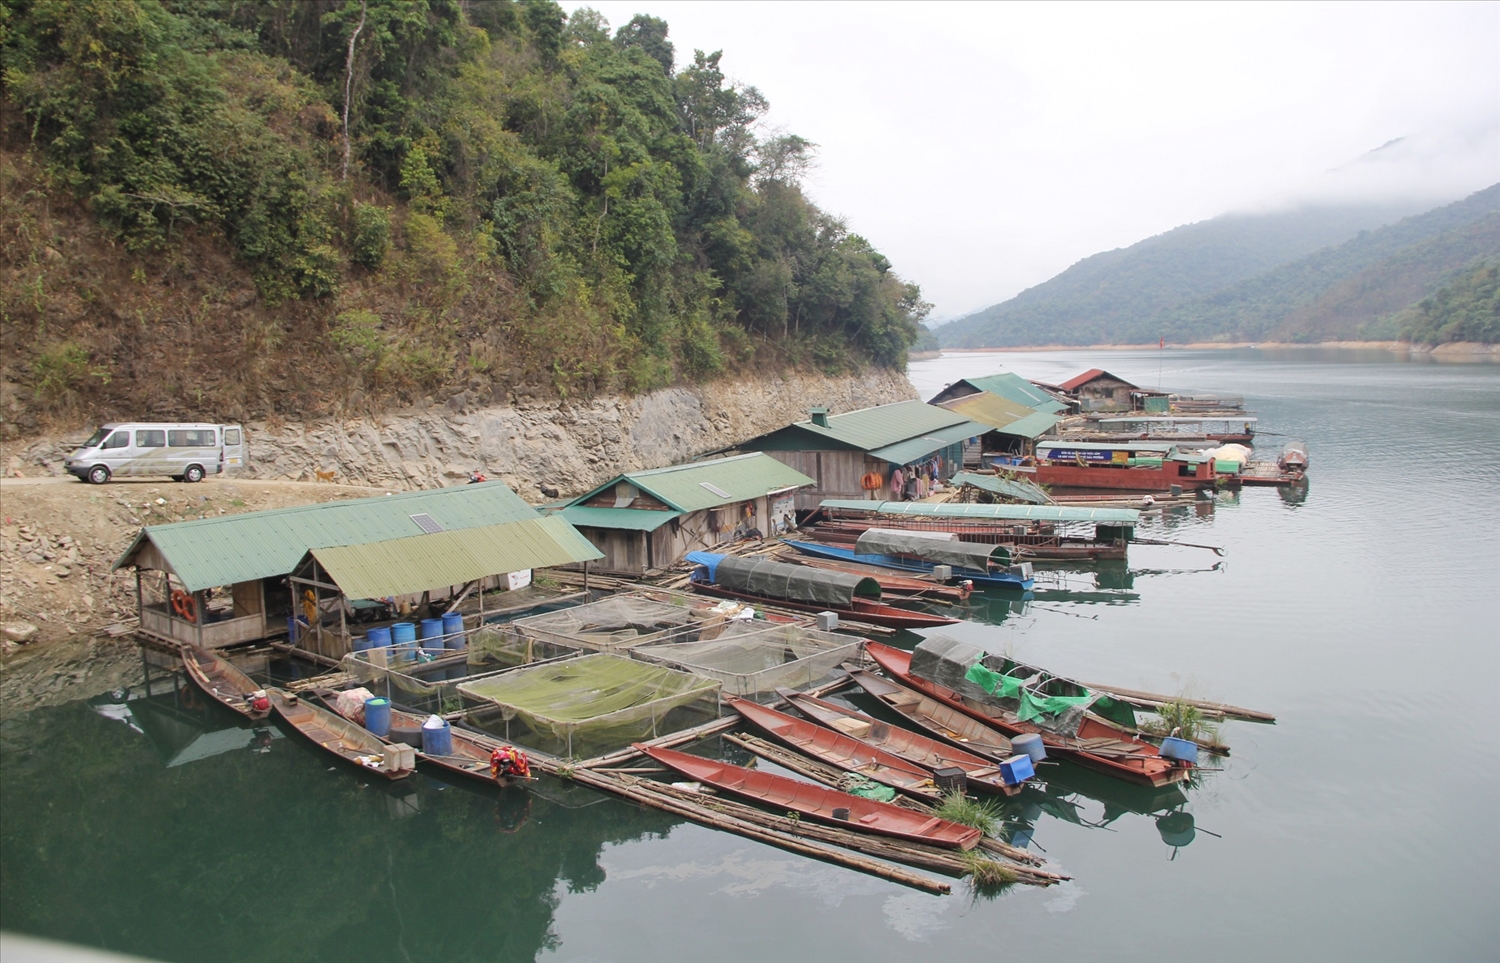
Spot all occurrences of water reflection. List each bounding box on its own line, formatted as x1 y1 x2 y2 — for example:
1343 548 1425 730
1001 764 1197 854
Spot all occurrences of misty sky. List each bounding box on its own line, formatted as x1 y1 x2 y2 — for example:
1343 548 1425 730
582 1 1500 321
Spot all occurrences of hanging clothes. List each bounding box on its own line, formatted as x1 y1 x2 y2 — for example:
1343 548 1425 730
890 468 905 496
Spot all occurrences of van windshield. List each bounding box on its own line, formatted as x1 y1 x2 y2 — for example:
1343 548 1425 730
83 428 110 447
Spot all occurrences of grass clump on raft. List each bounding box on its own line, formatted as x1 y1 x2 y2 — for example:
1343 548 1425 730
934 791 1003 836
1139 698 1223 748
960 850 1017 897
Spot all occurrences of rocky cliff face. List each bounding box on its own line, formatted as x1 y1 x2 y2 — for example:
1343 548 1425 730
4 369 917 498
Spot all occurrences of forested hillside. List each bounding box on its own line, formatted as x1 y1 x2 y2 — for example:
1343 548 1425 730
939 186 1500 348
1382 259 1500 344
0 0 926 439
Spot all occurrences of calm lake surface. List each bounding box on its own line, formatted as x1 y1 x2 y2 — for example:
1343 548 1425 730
3 348 1497 962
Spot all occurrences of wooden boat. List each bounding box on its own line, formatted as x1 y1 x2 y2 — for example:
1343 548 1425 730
181 644 270 720
777 688 1024 796
770 552 972 602
730 698 941 800
636 743 982 850
688 582 960 629
864 643 1187 788
781 539 1032 589
1029 442 1238 494
803 520 1128 562
267 689 414 780
310 690 531 788
842 668 1019 762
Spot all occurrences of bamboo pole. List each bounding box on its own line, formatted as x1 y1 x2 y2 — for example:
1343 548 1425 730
1075 683 1275 723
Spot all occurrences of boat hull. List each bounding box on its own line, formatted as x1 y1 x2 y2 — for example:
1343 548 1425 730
806 523 1127 562
181 644 270 720
268 689 413 780
687 582 959 628
780 540 1033 589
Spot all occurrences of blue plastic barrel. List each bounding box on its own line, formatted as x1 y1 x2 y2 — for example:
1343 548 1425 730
366 625 393 648
442 612 465 648
1158 736 1199 765
421 716 453 756
352 634 374 652
1012 732 1047 763
364 697 391 737
391 621 417 644
419 617 444 641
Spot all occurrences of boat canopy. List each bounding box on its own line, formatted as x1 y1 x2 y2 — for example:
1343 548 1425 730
950 471 1052 504
690 552 881 606
854 528 1010 570
819 499 1139 525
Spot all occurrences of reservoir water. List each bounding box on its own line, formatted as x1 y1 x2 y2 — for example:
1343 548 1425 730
3 348 1497 961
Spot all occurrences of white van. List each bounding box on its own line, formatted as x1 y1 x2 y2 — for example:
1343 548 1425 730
65 423 246 484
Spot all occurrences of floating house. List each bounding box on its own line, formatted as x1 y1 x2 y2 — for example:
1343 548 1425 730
552 453 814 575
1057 369 1142 410
925 373 1065 461
928 373 1069 415
737 401 992 511
112 482 601 651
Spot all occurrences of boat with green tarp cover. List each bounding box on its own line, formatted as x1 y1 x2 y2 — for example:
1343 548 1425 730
866 639 1189 788
458 653 720 758
782 528 1034 588
684 552 960 629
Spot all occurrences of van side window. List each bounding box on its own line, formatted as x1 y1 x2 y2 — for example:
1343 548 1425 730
223 428 241 446
135 430 166 448
102 431 129 450
168 429 215 447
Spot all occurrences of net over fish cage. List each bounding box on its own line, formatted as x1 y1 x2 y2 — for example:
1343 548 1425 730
340 648 470 716
457 653 721 758
633 621 862 698
498 594 718 654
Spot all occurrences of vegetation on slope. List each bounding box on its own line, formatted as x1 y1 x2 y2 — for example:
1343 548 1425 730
0 0 927 438
1383 259 1500 345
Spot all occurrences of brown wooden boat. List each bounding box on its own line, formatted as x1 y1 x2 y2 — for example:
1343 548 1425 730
865 643 1187 788
730 698 941 800
805 520 1127 562
636 744 982 850
267 689 414 780
181 644 270 720
777 688 1023 796
689 583 960 629
309 690 531 787
843 667 1017 762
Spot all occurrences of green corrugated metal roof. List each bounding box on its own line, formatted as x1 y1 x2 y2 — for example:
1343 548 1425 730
1036 441 1177 453
941 393 1061 439
867 420 992 466
754 400 974 453
308 515 602 600
113 482 539 592
963 374 1068 414
621 453 813 512
950 471 1053 504
820 498 1139 524
558 505 681 532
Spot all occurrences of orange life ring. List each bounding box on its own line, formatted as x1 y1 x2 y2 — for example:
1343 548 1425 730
860 472 884 491
171 589 197 623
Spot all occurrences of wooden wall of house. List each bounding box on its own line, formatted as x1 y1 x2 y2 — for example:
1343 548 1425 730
761 450 887 510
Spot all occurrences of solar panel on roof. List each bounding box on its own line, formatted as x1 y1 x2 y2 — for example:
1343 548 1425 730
409 513 444 534
699 482 731 498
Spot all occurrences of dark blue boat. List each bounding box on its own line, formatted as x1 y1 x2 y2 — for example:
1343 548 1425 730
783 539 1034 589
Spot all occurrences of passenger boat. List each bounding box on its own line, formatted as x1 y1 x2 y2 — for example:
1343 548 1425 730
842 667 1019 762
865 642 1188 788
1029 441 1237 493
636 744 983 850
267 689 414 780
181 644 270 720
800 520 1128 562
778 688 1025 796
730 698 942 800
310 690 531 788
811 500 1139 563
685 552 960 629
780 538 1033 589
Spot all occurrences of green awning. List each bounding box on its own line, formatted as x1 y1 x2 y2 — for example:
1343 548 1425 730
950 471 1052 505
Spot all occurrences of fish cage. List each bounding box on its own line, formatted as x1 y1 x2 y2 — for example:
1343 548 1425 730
632 620 862 698
457 652 721 759
339 646 480 716
496 592 749 655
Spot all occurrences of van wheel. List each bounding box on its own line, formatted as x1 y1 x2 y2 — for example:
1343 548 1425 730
87 465 111 485
183 464 205 483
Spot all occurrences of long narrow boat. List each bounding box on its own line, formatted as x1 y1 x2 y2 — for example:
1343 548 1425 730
181 644 270 720
310 690 531 788
804 521 1128 562
780 540 1033 589
864 643 1187 788
842 667 1019 762
267 689 414 780
636 744 982 850
770 552 972 602
730 698 941 800
777 688 1025 796
687 582 960 629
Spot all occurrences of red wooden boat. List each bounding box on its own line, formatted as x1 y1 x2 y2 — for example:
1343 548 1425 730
181 644 270 720
636 744 982 850
843 667 1019 763
688 583 959 629
778 689 1024 796
865 643 1187 788
1029 445 1237 494
268 689 414 780
311 690 532 788
730 698 941 799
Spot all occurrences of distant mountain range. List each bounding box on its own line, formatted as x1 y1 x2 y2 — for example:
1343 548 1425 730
939 185 1500 347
